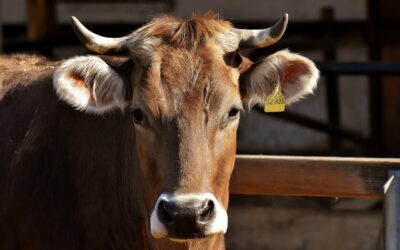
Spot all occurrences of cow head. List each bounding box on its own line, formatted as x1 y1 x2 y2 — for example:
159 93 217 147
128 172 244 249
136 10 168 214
53 13 318 241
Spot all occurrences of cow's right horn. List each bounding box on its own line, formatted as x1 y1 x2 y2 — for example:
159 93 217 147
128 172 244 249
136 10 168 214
71 16 129 54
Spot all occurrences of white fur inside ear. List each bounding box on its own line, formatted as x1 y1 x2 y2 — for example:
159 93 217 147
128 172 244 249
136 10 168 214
53 56 127 114
242 50 319 108
275 51 319 104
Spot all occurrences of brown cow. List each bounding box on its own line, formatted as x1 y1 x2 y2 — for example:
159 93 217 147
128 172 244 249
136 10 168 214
0 12 319 250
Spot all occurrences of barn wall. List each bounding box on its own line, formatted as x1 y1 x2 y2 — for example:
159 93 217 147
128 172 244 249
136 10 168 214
226 204 383 250
382 0 400 156
2 0 366 23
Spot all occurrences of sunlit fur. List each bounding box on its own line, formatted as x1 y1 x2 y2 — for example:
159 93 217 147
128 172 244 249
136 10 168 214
1 12 319 250
124 12 240 62
54 56 127 114
240 50 319 109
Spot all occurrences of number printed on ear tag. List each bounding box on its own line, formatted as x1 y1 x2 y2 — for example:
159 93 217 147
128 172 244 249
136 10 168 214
264 84 286 113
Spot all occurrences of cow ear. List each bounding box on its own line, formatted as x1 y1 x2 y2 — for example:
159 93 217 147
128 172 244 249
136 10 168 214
53 55 132 114
240 50 319 108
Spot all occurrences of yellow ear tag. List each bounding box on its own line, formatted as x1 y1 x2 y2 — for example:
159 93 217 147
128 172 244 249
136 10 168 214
264 84 286 113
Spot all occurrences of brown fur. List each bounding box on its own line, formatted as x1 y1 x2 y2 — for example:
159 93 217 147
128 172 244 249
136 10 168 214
0 13 318 250
132 58 237 250
0 52 235 250
0 55 60 100
136 12 233 49
0 45 238 250
129 36 240 250
0 65 143 249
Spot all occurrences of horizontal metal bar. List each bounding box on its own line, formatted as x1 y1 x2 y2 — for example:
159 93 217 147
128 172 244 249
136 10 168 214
318 62 400 75
231 155 400 198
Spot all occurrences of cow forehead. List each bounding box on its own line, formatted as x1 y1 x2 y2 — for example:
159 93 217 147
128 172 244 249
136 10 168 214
126 12 240 57
132 46 240 119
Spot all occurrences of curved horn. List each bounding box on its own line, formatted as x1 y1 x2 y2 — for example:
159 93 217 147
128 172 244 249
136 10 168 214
237 14 289 49
71 16 129 54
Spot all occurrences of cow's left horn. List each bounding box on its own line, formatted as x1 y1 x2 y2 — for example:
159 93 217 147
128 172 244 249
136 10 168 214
236 13 289 49
71 16 129 54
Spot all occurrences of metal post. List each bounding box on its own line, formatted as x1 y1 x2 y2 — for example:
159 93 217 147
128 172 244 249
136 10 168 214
384 170 400 250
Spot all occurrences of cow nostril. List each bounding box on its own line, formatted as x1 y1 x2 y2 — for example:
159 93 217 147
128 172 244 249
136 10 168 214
199 200 215 221
157 200 173 224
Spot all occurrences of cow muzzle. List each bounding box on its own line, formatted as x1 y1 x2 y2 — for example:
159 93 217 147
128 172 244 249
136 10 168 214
150 193 228 240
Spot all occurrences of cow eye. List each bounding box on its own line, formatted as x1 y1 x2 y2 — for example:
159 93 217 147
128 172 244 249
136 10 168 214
228 108 240 118
131 109 146 125
227 105 242 121
222 106 242 128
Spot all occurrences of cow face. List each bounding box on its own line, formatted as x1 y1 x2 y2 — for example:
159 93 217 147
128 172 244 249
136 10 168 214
53 13 319 241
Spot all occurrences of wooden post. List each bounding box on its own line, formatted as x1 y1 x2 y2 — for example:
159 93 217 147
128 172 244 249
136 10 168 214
384 170 400 250
27 0 56 41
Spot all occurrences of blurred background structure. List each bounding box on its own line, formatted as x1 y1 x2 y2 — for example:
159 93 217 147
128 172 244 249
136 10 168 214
1 0 400 249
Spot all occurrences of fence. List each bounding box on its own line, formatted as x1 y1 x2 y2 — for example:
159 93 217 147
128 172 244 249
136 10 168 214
231 155 400 250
